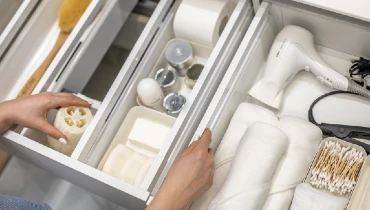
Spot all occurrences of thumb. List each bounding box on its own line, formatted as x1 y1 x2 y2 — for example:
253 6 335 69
38 121 67 144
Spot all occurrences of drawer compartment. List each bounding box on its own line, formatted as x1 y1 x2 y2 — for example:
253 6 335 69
81 0 253 193
193 0 370 191
1 0 254 208
190 2 370 209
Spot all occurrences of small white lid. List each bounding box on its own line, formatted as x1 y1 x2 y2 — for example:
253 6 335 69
137 78 163 105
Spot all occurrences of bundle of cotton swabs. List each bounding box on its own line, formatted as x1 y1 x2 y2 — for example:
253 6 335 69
310 141 364 195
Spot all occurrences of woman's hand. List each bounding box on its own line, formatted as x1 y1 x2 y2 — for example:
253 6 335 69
147 129 215 210
0 92 90 143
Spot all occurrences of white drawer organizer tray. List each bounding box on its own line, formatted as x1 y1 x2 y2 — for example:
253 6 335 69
0 0 253 209
191 0 370 208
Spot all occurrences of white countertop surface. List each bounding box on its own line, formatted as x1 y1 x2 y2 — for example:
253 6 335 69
293 0 370 22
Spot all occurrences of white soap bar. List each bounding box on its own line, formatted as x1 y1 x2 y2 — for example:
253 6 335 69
120 152 154 186
102 144 154 187
128 118 171 153
102 144 133 178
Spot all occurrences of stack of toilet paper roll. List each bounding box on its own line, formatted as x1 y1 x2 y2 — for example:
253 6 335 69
102 144 153 187
173 0 233 48
190 103 323 210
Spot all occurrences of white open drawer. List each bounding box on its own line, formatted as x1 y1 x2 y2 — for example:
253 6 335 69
193 1 370 206
0 0 254 208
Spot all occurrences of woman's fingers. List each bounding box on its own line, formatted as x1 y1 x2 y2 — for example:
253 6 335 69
35 120 67 144
208 148 214 157
197 128 212 150
183 140 199 155
47 93 90 109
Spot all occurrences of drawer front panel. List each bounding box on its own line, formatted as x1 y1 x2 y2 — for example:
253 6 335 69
32 0 106 95
48 0 139 94
0 132 150 209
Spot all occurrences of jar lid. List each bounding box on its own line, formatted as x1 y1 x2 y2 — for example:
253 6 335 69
165 40 194 76
163 93 186 116
155 68 177 89
187 64 204 80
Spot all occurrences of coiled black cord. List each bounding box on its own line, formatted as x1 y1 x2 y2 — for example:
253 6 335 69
308 91 356 126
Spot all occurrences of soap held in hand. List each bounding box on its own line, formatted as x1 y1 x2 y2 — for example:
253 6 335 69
47 106 93 156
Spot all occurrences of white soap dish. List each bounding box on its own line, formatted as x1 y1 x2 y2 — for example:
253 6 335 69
98 106 176 179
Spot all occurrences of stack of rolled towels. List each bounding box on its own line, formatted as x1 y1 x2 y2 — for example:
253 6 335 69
190 102 346 210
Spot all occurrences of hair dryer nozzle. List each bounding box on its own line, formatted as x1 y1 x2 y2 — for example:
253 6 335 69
248 78 284 109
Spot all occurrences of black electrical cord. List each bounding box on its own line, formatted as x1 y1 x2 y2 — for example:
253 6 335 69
308 91 370 154
308 90 356 126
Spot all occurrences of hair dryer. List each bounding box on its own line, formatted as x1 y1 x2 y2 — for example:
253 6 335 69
248 25 370 109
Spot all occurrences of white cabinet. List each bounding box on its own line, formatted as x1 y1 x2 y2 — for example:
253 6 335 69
0 0 254 209
192 2 370 209
3 0 369 209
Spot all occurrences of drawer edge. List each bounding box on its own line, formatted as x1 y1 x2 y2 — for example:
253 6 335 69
192 2 272 145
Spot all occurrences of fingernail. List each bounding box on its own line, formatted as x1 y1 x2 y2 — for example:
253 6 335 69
59 138 67 144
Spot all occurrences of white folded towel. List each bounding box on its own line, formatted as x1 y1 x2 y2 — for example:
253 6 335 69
190 103 278 210
290 183 347 210
262 116 322 210
208 122 288 210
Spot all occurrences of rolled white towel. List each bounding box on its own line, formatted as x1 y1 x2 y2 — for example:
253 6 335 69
290 183 347 210
262 116 322 210
190 103 278 210
208 122 288 210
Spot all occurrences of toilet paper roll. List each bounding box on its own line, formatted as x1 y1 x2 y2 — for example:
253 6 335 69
190 103 279 210
47 106 93 156
262 116 322 210
208 122 289 210
173 0 232 48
